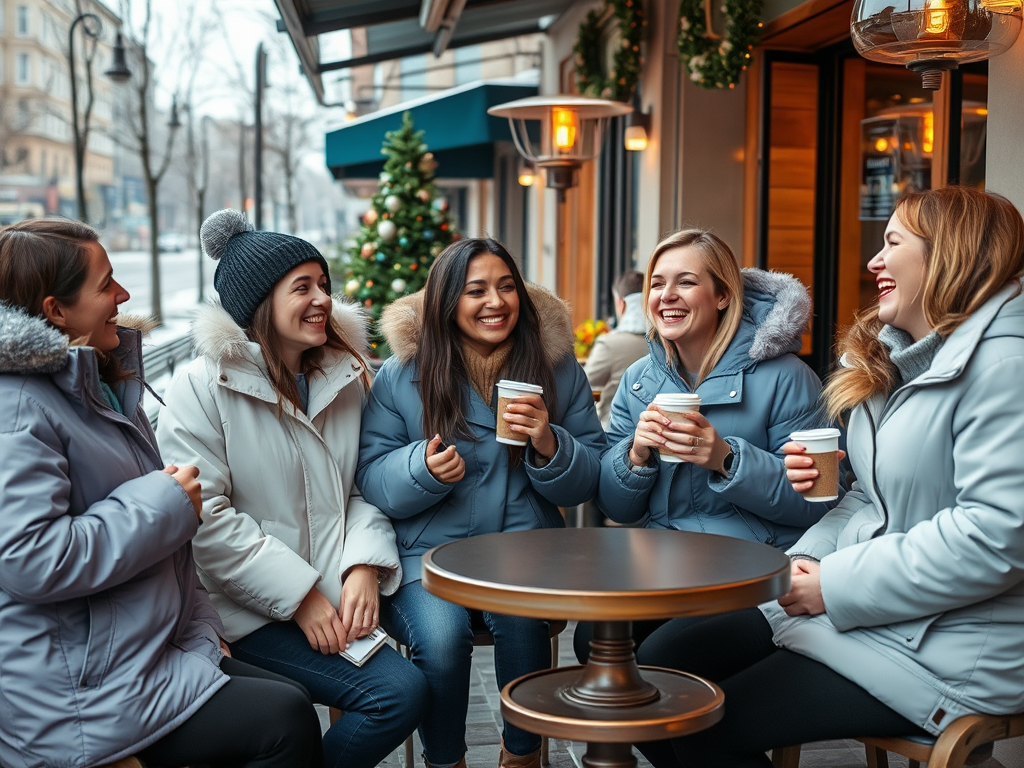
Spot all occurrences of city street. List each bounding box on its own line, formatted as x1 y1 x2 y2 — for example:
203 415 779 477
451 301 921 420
109 248 215 322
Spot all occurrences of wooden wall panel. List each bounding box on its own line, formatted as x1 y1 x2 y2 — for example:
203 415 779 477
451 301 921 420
766 62 819 355
557 160 597 327
837 57 867 335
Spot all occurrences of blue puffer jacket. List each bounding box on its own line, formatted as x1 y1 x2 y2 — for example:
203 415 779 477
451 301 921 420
357 285 606 585
0 303 227 768
598 269 833 548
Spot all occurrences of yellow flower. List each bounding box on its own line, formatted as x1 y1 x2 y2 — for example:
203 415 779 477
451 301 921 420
573 318 610 358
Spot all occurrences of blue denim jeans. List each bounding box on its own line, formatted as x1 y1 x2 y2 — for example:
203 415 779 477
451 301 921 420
232 620 428 768
381 580 552 766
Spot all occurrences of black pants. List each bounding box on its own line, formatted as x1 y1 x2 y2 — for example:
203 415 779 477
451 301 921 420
138 656 324 768
634 609 927 768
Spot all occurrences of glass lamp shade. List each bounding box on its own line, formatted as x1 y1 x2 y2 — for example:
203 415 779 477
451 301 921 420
852 0 1022 88
488 95 633 191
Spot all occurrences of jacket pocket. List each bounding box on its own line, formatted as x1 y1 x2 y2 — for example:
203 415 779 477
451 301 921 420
399 504 444 550
526 494 562 529
733 506 777 546
878 614 939 651
78 594 115 690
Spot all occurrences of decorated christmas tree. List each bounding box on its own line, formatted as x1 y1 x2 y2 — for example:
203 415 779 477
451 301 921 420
343 112 457 351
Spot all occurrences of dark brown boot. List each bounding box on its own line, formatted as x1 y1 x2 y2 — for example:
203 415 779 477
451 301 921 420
498 739 541 768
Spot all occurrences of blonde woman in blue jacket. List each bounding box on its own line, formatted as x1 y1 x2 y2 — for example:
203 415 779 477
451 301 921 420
357 238 605 768
648 186 1024 768
575 230 831 663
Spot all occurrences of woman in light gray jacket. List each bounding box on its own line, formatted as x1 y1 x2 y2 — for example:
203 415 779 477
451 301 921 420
0 219 322 768
644 186 1024 768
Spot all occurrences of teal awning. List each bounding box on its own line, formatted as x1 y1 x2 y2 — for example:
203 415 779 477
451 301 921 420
325 81 537 180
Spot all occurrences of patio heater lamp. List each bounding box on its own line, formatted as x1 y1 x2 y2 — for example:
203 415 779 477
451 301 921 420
489 95 633 201
851 0 1022 89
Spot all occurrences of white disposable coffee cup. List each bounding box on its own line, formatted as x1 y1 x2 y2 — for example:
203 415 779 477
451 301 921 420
651 393 702 464
496 379 545 446
790 428 842 501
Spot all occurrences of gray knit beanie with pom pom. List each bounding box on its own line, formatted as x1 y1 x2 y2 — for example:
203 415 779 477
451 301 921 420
201 209 330 328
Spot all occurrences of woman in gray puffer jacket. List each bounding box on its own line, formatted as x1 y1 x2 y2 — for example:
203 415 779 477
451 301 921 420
0 219 322 768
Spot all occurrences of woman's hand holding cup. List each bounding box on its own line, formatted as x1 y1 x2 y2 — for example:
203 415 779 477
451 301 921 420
782 439 846 496
629 405 670 467
502 394 557 462
163 464 202 520
663 412 732 473
425 435 466 484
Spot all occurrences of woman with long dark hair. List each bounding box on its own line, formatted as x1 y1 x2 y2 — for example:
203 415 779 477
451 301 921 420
645 186 1024 767
158 210 427 768
357 237 605 768
0 219 322 767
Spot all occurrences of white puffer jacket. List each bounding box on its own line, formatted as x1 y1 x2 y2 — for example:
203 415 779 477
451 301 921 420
157 299 401 641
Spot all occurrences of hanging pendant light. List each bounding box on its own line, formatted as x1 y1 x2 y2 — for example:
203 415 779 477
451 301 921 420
851 0 1022 88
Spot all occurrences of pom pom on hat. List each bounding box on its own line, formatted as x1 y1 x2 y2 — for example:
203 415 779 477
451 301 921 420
201 209 252 261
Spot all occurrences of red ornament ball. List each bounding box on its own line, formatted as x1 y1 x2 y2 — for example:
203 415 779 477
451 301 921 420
410 263 418 270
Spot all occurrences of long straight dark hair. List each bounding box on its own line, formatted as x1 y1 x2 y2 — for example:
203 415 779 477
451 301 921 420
416 238 557 446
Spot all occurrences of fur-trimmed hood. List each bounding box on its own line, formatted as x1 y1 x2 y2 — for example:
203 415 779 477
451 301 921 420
0 301 153 374
379 282 575 366
740 268 812 362
190 296 370 363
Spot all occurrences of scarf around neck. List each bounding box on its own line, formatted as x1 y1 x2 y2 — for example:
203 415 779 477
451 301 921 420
878 324 944 384
462 337 513 409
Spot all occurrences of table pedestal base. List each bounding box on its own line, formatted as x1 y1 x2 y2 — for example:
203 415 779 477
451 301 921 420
500 621 723 768
581 742 636 768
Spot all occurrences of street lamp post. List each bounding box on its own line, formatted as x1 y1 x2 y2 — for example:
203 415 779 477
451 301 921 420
181 102 212 301
67 13 130 223
254 42 268 230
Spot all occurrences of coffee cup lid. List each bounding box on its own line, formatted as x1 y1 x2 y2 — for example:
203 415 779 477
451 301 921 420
790 428 841 441
497 379 544 395
653 393 702 406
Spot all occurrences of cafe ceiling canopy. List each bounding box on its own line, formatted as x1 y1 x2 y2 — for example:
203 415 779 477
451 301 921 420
273 0 576 103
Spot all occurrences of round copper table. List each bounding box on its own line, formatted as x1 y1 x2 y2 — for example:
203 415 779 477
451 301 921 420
422 528 791 768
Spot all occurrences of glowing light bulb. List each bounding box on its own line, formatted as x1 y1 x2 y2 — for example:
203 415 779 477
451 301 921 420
923 0 951 35
552 108 578 151
923 111 934 154
874 137 889 152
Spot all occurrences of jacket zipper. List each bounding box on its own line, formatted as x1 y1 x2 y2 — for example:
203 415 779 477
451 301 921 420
863 406 890 537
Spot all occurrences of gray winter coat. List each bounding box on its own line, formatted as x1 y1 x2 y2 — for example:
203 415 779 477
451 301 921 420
0 303 227 768
599 269 831 548
762 281 1024 735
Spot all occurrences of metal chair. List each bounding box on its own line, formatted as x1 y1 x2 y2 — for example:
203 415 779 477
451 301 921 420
771 711 1024 768
331 617 567 768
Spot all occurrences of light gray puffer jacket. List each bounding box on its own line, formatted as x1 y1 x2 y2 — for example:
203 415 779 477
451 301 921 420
0 303 226 768
762 281 1024 735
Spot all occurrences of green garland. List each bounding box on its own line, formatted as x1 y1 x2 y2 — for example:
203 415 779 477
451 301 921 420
573 0 646 103
677 0 763 89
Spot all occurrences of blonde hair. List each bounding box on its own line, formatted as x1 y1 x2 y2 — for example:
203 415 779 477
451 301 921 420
643 229 743 386
822 186 1024 421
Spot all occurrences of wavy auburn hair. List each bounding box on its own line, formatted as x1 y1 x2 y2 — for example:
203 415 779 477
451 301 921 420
822 186 1024 422
416 238 557 448
643 229 744 386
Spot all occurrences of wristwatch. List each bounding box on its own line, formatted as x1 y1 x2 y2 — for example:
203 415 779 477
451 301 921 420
720 448 735 477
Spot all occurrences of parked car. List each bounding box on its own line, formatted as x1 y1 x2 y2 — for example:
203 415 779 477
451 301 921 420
157 232 188 252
